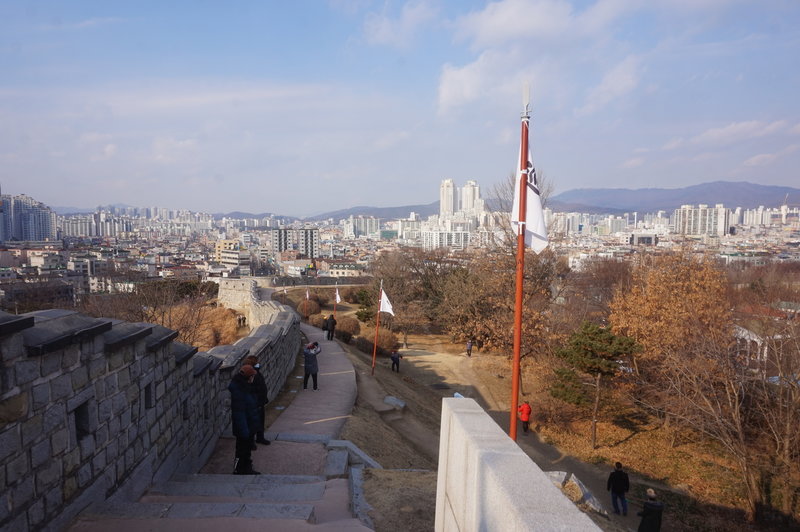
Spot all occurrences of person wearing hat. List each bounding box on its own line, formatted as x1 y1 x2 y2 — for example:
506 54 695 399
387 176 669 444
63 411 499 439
244 355 270 447
228 364 261 475
303 341 320 390
637 488 664 532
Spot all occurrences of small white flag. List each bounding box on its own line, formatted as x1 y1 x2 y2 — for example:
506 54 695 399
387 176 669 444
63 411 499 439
511 117 548 253
335 286 341 304
283 287 287 294
379 290 394 316
306 288 309 300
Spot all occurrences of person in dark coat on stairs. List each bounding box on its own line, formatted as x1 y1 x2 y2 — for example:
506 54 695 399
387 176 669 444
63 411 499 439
244 355 270 447
228 364 261 475
303 342 320 390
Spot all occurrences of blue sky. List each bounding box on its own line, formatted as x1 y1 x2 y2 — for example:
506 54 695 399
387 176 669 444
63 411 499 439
1 0 798 217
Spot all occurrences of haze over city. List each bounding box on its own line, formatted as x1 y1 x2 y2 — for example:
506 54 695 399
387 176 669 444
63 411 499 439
2 0 798 217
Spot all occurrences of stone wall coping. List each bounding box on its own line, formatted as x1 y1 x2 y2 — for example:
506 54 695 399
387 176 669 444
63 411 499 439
103 322 153 352
22 313 113 356
0 311 35 337
171 342 198 365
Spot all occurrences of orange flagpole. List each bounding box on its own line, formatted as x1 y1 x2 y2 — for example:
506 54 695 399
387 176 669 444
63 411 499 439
333 284 338 320
509 99 531 441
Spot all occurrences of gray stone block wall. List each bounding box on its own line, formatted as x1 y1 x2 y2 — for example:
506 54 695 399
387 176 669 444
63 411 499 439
0 286 300 532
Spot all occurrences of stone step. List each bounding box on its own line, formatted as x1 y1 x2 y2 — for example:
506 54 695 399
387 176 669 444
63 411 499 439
145 477 327 502
70 517 372 532
74 500 316 522
324 449 349 479
170 473 326 485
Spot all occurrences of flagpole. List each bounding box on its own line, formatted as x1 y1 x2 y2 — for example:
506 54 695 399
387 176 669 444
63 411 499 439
333 283 338 320
371 282 383 376
509 95 531 442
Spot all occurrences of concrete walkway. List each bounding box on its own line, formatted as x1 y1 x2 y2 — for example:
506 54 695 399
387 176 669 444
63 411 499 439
70 322 371 532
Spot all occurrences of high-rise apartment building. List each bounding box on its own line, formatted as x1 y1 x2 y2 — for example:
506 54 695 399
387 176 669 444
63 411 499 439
439 179 457 217
268 227 319 258
672 204 730 236
0 194 57 242
343 216 380 239
297 227 320 259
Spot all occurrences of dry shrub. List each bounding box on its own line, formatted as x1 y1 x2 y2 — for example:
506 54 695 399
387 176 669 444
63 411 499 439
187 306 240 351
337 315 361 336
334 314 361 344
297 299 320 318
352 329 397 357
308 313 326 329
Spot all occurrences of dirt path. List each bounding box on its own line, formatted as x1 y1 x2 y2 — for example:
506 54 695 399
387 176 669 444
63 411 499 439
347 337 636 531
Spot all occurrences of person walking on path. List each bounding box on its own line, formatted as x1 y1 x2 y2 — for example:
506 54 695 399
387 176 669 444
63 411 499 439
326 314 337 341
244 355 270 447
303 341 321 390
637 488 664 531
517 401 532 433
228 365 261 475
607 462 630 516
390 349 402 372
466 340 473 357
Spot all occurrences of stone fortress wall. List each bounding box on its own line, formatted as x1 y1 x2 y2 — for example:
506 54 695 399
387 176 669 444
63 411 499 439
0 278 299 531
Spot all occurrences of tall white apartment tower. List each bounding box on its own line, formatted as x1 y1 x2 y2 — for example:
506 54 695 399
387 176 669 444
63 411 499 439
440 179 457 217
461 180 480 215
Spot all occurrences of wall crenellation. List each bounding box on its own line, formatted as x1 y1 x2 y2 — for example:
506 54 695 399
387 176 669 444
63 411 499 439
0 280 300 532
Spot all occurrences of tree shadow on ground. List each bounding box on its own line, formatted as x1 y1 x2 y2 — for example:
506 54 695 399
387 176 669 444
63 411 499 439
608 411 653 447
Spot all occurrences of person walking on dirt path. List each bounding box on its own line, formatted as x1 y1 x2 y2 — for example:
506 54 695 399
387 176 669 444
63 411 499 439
244 355 270 447
637 488 664 531
607 462 630 516
303 341 321 390
517 401 532 433
326 314 337 341
228 365 261 475
390 349 402 372
466 339 473 357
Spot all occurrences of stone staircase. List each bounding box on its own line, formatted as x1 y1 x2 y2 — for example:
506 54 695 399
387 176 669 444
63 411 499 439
67 438 375 531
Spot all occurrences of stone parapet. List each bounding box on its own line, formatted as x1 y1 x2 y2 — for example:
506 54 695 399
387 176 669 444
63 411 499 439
0 286 300 531
435 398 600 532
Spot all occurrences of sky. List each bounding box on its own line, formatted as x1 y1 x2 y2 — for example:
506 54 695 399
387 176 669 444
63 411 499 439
1 0 798 217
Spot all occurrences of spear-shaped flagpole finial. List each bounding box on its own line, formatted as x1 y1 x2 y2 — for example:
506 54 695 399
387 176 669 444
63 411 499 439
523 82 531 116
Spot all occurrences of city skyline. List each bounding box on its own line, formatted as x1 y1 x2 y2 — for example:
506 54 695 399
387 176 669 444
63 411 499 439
2 1 798 216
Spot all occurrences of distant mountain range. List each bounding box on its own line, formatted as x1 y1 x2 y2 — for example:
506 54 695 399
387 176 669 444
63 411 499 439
52 181 799 220
548 181 800 213
307 202 440 222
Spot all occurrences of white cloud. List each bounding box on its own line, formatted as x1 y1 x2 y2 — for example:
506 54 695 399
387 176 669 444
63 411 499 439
152 137 198 164
363 1 437 49
327 0 371 15
372 130 411 150
576 55 641 116
621 156 644 168
41 18 123 31
791 123 800 135
661 137 684 150
453 0 638 49
453 0 574 49
691 120 788 146
437 50 513 113
743 144 799 167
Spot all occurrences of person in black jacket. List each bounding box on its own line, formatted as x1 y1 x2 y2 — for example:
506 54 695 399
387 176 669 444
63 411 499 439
228 365 261 475
303 342 320 390
325 315 337 341
637 488 664 531
607 461 630 516
245 355 270 447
